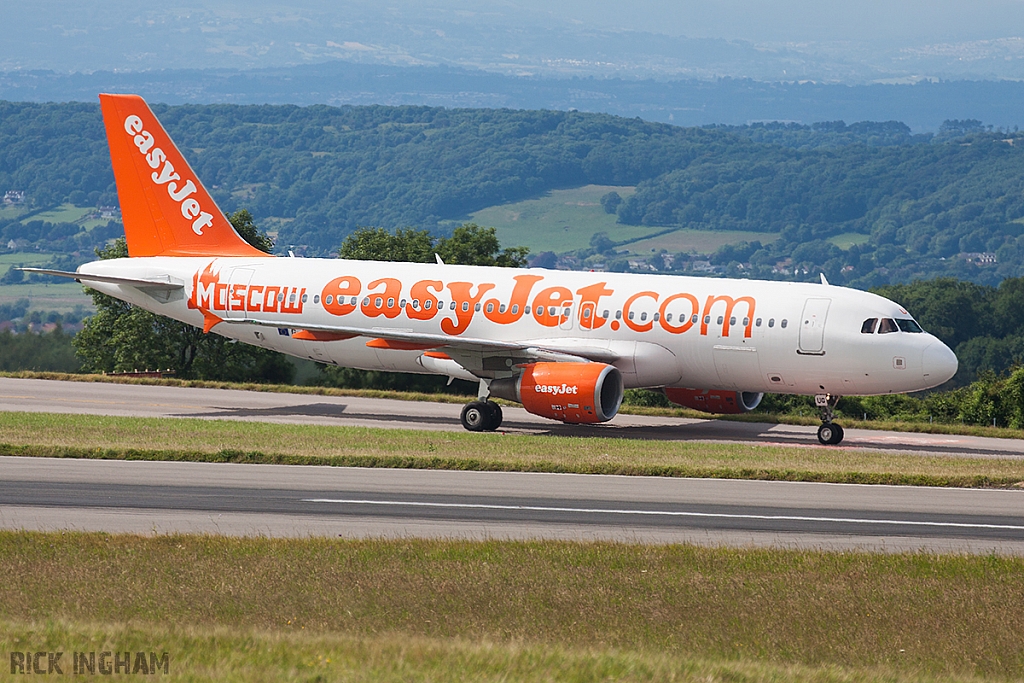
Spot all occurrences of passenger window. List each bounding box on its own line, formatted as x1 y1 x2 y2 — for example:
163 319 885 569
511 305 518 314
387 298 394 308
691 315 699 324
704 315 711 324
314 295 321 304
325 295 333 305
350 297 358 306
756 318 762 326
602 310 609 318
583 308 591 318
665 313 672 322
640 312 647 321
548 306 557 316
475 303 482 312
895 318 924 333
616 310 622 320
628 311 635 320
398 299 405 308
730 316 736 326
717 316 724 325
861 318 878 334
424 299 432 309
362 297 370 306
375 297 383 307
450 301 457 310
525 306 531 314
486 303 494 313
462 302 470 312
499 304 506 313
781 319 788 328
742 317 748 326
768 318 775 327
878 318 898 334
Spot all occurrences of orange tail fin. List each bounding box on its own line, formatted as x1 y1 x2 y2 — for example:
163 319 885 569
99 93 272 258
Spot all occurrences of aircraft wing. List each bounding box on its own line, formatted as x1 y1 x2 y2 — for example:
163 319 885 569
240 316 621 365
16 268 185 291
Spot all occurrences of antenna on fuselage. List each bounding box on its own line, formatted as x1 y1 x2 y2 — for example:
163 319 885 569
435 253 445 265
819 273 829 286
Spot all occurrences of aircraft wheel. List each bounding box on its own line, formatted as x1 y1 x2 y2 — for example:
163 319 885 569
484 401 503 430
817 422 844 445
461 402 490 432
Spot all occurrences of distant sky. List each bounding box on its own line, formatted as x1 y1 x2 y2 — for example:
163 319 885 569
505 0 1024 43
4 1 1024 82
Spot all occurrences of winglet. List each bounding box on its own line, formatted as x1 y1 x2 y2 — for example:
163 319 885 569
99 93 272 259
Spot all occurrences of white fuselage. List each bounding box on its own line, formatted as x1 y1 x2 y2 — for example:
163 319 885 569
80 256 958 397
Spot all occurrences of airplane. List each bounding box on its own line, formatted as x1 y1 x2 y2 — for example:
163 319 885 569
24 94 959 445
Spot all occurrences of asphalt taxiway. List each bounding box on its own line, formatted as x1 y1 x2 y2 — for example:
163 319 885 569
1 377 1023 458
2 456 1024 554
3 377 1024 553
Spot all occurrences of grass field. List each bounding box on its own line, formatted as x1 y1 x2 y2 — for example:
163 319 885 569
828 232 871 249
0 205 27 221
470 185 660 253
26 203 92 225
0 281 93 314
625 228 780 256
1 532 1022 681
0 251 53 277
3 411 1024 487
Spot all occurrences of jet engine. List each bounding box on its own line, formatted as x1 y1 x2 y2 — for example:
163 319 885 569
490 362 623 424
664 388 763 414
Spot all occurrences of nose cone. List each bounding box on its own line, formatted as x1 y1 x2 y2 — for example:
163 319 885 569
922 340 958 387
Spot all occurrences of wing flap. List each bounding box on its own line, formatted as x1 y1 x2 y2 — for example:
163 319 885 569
240 316 620 364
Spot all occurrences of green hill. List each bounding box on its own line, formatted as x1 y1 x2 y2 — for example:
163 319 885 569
1 102 1023 287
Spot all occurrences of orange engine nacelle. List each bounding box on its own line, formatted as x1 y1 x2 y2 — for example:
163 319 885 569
664 388 763 414
490 362 623 424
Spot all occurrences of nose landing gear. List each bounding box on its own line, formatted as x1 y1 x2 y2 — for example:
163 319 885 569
815 394 844 445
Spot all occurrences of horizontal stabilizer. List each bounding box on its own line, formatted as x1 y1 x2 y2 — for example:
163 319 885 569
17 268 184 290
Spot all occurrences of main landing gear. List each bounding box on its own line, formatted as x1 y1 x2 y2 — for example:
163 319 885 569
815 393 844 445
460 400 503 432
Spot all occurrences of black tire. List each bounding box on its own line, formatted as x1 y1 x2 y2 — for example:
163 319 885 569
461 402 489 432
817 422 837 445
484 401 503 430
831 424 845 445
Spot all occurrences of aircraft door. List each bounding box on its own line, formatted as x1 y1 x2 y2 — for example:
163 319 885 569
798 298 831 355
225 268 254 319
578 301 597 331
559 302 575 331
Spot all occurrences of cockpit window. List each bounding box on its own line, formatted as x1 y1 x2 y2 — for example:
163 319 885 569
895 318 924 333
861 318 878 334
877 318 898 334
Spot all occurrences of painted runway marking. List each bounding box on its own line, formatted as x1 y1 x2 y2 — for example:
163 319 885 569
302 499 1024 531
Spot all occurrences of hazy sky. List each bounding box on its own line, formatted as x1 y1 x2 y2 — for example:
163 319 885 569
503 0 1024 43
5 0 1024 81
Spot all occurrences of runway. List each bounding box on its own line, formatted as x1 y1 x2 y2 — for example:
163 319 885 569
3 456 1024 554
2 377 1023 458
